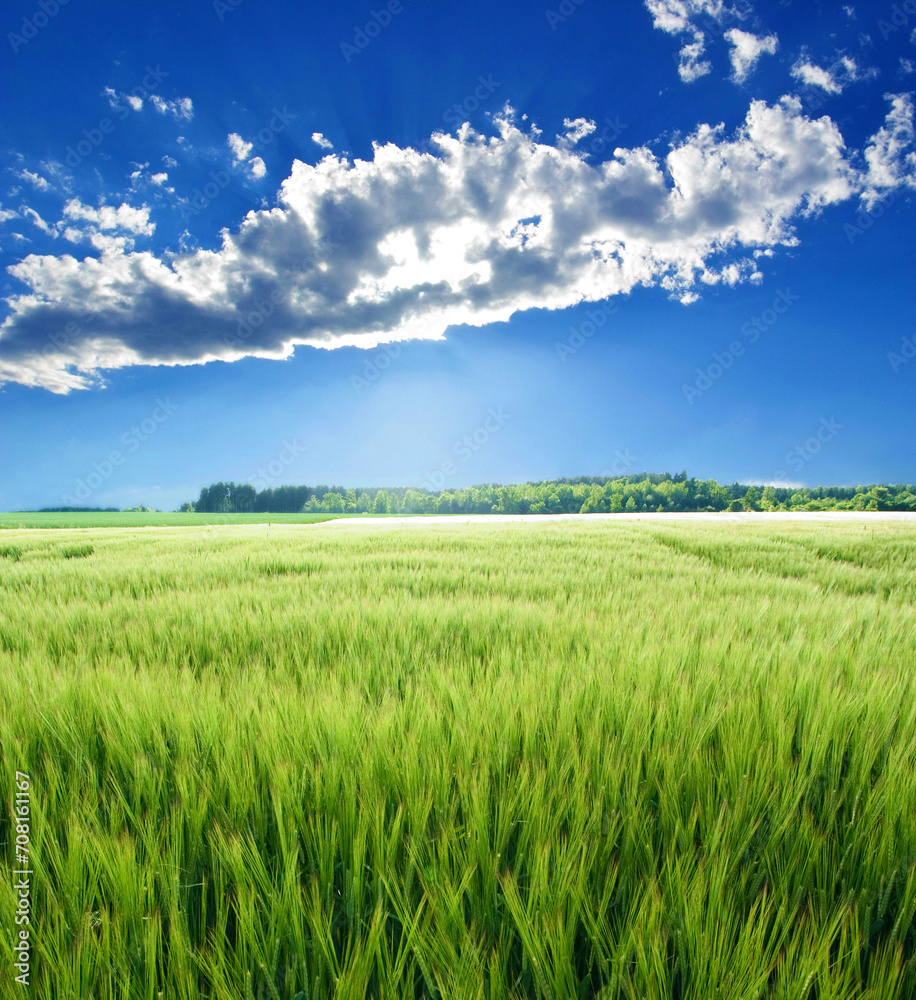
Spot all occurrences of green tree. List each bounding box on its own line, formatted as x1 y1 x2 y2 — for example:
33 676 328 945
322 492 345 513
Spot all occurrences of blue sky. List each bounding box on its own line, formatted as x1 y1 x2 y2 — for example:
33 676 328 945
1 0 915 510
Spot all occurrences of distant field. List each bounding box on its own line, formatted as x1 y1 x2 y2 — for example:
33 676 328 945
2 521 915 998
0 511 345 529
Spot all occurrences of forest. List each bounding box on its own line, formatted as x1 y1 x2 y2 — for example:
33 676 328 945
182 473 916 515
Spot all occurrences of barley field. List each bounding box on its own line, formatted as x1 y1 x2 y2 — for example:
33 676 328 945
2 520 915 999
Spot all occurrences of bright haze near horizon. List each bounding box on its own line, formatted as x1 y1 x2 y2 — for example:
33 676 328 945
0 0 915 511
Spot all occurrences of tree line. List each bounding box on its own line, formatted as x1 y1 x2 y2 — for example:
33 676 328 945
180 474 916 514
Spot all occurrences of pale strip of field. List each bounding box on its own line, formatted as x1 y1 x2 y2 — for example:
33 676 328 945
318 510 916 528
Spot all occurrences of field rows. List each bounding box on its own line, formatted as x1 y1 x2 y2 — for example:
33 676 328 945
1 521 915 999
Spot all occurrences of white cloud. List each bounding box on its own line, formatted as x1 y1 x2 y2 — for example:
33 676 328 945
557 118 598 151
88 232 137 254
104 86 189 116
150 95 194 120
20 206 58 237
725 28 778 83
0 101 883 393
0 204 19 223
312 132 334 150
678 35 713 81
644 0 734 82
17 170 52 192
792 55 876 95
644 0 728 36
227 132 254 163
229 134 267 178
62 198 155 235
837 55 877 83
792 61 842 94
901 58 916 75
861 93 916 208
163 155 178 168
128 167 174 193
102 86 143 112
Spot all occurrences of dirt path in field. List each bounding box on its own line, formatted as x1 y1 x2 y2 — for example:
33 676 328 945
317 512 916 529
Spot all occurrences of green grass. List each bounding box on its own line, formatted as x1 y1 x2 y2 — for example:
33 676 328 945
1 520 915 999
0 512 344 529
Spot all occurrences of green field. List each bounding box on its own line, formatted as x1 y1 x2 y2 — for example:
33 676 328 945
2 521 915 999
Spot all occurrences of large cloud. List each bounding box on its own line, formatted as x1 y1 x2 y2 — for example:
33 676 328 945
0 98 892 393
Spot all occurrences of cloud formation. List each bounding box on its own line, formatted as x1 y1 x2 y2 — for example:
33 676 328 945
0 98 905 393
725 28 778 82
17 170 52 192
862 93 916 208
149 95 194 120
644 0 731 82
792 55 874 95
227 133 268 180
